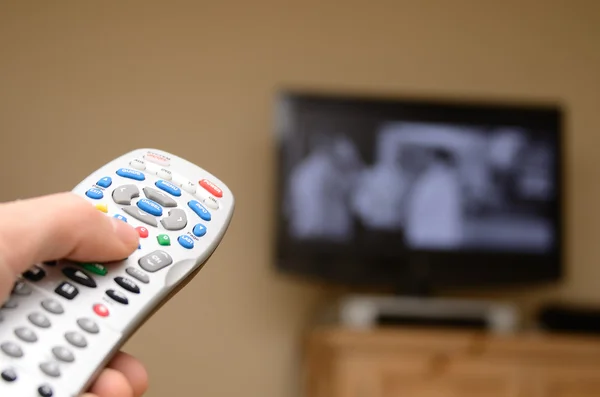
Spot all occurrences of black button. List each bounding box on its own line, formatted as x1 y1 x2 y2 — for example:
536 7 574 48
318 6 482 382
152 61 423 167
55 282 79 300
114 277 140 294
1 369 17 382
23 266 45 282
62 267 96 288
43 261 57 267
106 289 128 305
38 384 53 397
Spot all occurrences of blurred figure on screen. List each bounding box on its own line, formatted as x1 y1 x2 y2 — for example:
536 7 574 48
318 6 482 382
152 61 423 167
403 145 464 249
286 133 362 242
352 131 410 232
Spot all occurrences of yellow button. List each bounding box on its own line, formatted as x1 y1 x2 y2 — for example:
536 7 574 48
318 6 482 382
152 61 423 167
95 203 108 213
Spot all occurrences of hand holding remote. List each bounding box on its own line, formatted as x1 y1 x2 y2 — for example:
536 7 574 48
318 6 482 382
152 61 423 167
0 193 148 397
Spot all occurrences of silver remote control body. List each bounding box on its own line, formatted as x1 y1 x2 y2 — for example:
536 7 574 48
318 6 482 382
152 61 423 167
0 148 235 396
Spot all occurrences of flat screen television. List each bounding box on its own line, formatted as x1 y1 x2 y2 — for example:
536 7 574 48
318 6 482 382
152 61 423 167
272 90 565 294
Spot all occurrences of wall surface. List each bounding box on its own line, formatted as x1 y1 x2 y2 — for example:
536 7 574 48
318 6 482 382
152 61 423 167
0 1 599 396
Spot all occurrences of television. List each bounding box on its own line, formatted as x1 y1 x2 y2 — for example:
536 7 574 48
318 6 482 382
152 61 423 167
273 90 564 295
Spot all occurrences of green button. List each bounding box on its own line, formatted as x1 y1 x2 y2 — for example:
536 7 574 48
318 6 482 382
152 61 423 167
80 263 107 276
157 234 171 246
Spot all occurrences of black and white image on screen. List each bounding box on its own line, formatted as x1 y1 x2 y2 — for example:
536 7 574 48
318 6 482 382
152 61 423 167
283 121 556 252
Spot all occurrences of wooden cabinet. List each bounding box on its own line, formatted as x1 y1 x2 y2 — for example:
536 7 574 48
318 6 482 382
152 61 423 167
304 328 600 397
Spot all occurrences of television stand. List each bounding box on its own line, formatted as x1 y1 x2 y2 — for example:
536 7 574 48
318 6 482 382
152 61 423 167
316 294 520 334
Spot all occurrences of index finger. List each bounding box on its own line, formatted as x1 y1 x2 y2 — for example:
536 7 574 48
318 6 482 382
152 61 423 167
0 192 139 298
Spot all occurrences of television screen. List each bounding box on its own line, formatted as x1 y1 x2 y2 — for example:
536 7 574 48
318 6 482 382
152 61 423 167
273 91 564 290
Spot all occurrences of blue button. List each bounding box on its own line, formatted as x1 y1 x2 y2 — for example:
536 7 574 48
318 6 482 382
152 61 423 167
96 177 112 188
192 224 207 237
85 188 103 200
178 235 194 249
188 200 211 221
116 168 145 181
113 214 127 222
136 199 163 216
155 180 181 197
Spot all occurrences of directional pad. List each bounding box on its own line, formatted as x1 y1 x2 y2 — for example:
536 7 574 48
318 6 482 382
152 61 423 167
122 205 158 227
143 187 177 208
160 208 187 230
112 184 140 205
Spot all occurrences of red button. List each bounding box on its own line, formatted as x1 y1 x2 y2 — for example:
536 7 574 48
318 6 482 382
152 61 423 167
199 179 223 198
136 227 148 238
93 304 109 317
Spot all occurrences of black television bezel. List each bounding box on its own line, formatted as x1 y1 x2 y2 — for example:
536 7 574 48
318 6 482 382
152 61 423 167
272 90 566 293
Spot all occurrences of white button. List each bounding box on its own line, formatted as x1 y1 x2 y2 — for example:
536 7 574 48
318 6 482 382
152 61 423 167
143 151 171 166
172 173 196 194
181 181 196 194
129 159 146 170
157 167 172 180
145 162 161 175
194 189 218 208
203 196 219 209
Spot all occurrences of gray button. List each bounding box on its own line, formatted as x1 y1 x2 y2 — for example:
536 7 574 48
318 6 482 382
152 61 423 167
12 281 32 296
41 299 64 315
28 312 51 328
160 208 187 230
65 331 87 348
1 342 23 358
111 184 140 205
122 205 158 227
143 187 177 207
77 318 99 334
39 362 60 377
2 298 18 309
138 250 173 273
126 267 149 284
15 327 37 343
52 346 74 362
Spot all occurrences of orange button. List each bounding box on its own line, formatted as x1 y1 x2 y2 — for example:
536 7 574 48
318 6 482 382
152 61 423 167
136 227 148 238
199 179 223 198
93 304 109 317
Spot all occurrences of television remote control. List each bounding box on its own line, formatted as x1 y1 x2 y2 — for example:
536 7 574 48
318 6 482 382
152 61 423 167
0 148 235 396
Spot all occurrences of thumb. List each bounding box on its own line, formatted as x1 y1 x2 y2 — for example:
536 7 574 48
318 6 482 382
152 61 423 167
0 192 139 299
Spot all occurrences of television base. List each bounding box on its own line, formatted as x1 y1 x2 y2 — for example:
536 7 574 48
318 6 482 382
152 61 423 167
316 294 521 334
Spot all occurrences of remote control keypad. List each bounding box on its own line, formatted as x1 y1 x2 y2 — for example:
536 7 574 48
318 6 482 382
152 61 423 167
1 150 229 396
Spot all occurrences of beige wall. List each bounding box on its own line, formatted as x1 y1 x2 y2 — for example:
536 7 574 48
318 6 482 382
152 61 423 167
1 1 599 396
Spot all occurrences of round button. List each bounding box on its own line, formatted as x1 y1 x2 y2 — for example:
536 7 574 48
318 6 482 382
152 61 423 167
136 227 149 238
93 304 109 317
1 368 17 382
38 384 53 397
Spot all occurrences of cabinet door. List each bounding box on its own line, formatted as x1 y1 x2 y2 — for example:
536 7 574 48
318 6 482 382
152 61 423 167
380 359 522 397
534 367 600 397
335 353 523 397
